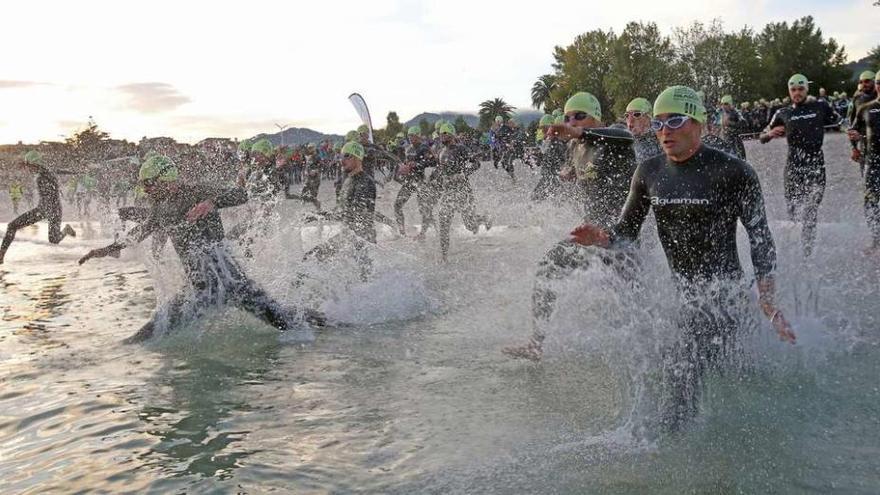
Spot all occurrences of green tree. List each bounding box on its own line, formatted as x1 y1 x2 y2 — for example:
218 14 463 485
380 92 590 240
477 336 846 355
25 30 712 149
530 74 557 111
385 111 404 138
755 16 849 96
866 44 880 71
418 118 431 136
65 117 111 164
453 115 471 134
606 22 678 117
549 29 617 120
478 98 515 129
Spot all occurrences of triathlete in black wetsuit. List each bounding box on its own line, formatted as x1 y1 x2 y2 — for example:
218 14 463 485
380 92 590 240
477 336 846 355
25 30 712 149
394 127 437 235
79 155 324 343
759 73 839 257
848 86 880 251
434 124 491 261
506 86 795 430
531 115 567 201
625 98 663 163
303 141 376 281
0 151 76 264
847 71 877 171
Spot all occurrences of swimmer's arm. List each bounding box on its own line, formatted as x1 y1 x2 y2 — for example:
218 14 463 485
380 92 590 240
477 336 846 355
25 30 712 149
606 165 650 247
757 276 796 344
739 166 776 280
78 216 156 264
210 187 248 209
759 111 784 143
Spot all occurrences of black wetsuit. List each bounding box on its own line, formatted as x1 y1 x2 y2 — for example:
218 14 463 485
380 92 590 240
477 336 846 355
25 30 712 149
305 170 376 280
531 128 637 340
394 142 437 234
719 108 748 159
848 89 877 172
1 164 73 262
531 138 568 201
632 133 663 164
298 156 322 209
611 146 776 427
112 184 312 342
577 127 637 227
761 99 839 255
436 142 489 259
852 98 880 246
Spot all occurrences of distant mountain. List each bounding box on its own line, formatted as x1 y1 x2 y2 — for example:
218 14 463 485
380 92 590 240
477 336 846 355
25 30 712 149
403 109 544 129
251 127 343 146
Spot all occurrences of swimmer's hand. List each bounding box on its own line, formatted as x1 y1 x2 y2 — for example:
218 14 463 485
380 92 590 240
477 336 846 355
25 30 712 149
767 126 785 139
569 223 610 247
186 200 215 222
770 310 797 344
757 277 796 344
78 243 123 265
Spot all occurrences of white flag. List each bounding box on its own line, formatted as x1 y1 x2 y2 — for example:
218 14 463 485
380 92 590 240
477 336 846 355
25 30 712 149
348 92 374 144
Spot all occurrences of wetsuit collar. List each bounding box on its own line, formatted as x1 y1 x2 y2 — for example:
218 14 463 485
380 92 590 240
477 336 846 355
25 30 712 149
668 144 705 165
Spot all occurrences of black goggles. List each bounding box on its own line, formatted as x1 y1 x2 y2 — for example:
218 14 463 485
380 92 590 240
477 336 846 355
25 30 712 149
564 112 589 122
650 115 690 132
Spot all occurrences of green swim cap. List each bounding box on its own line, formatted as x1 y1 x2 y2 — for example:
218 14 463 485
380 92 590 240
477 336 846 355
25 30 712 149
696 90 705 102
859 70 876 81
238 139 252 152
341 141 365 160
552 109 563 117
875 72 880 82
539 114 554 126
138 154 179 182
357 124 369 134
250 138 274 157
494 116 503 123
553 115 564 125
625 97 652 115
788 73 809 88
407 125 421 136
720 95 734 105
653 86 707 123
23 150 43 165
439 123 456 135
346 130 359 141
564 92 601 121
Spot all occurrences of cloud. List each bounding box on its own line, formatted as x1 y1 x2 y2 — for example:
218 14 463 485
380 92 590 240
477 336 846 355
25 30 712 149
0 80 49 89
116 82 191 113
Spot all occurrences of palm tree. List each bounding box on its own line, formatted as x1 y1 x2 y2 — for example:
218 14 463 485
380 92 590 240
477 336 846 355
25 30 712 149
478 98 515 128
530 74 558 110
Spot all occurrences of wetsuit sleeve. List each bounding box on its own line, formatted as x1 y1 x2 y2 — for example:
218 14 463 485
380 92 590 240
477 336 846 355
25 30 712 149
609 162 650 245
211 187 248 209
119 211 160 248
853 106 867 135
737 165 776 279
822 102 840 127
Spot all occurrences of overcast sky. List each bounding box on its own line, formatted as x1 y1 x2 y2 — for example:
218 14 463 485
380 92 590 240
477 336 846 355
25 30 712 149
1 0 876 144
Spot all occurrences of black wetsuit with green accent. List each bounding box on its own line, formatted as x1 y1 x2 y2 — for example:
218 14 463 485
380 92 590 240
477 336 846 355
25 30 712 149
610 146 776 428
852 98 880 246
761 99 839 255
305 170 376 280
394 142 437 233
1 164 73 262
112 184 313 342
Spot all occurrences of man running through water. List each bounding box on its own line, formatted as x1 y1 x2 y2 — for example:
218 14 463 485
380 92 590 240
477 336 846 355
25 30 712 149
531 114 567 201
848 71 877 172
848 70 880 253
394 126 437 236
0 151 76 264
434 123 491 262
302 141 376 281
511 86 796 429
625 97 662 163
79 154 324 342
759 73 839 257
504 92 636 360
